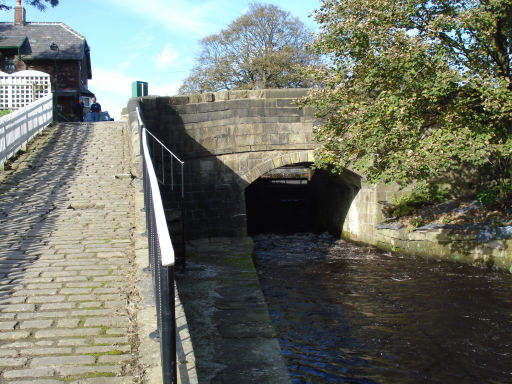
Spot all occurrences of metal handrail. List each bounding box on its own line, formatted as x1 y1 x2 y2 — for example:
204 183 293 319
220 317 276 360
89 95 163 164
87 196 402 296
137 107 186 269
142 128 176 267
145 129 184 165
139 107 177 383
145 128 185 198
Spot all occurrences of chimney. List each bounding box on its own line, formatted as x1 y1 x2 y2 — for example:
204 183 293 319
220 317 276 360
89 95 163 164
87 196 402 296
14 0 26 26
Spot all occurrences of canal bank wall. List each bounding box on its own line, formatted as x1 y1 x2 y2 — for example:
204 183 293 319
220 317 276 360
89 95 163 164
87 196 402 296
342 183 512 272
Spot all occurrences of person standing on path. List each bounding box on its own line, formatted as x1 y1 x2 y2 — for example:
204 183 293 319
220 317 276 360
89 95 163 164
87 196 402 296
90 96 102 122
74 96 84 122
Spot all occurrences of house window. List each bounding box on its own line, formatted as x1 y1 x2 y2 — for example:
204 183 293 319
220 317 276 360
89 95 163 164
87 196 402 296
3 56 16 74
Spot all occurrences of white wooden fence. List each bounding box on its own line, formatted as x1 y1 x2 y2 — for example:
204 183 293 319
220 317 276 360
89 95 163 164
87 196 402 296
0 94 53 168
0 70 52 110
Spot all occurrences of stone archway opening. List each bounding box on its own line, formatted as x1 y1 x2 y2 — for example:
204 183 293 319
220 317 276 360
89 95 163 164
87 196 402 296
245 164 361 236
245 163 314 234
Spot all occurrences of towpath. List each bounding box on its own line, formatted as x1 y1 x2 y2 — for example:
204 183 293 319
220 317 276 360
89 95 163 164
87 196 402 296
0 122 142 383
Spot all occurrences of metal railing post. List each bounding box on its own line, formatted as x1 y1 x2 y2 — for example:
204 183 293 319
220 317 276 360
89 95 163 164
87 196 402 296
162 146 165 185
181 165 186 270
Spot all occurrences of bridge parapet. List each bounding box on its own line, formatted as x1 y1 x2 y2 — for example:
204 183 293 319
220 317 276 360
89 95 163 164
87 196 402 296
137 88 317 158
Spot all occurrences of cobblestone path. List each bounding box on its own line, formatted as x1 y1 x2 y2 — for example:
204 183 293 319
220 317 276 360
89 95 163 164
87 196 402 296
0 123 141 383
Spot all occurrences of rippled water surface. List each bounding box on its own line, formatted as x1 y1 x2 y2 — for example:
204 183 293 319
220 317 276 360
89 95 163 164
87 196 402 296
253 233 512 384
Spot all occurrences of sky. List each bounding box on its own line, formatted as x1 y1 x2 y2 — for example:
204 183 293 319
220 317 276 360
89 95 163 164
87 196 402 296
1 0 322 120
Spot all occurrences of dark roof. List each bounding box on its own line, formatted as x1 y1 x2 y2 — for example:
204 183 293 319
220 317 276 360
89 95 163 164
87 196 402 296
0 35 26 48
0 22 89 61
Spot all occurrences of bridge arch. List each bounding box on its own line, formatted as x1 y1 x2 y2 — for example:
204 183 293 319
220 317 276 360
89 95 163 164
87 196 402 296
242 151 362 236
237 149 315 187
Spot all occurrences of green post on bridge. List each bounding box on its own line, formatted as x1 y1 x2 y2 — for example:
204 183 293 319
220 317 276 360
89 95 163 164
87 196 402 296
132 81 148 97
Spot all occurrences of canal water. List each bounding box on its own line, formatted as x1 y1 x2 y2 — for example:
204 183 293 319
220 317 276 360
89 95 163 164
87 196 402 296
253 233 512 384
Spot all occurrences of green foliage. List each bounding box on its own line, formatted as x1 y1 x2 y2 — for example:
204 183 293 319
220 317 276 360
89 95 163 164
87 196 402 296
0 109 11 118
411 218 424 228
477 183 512 207
179 3 319 94
384 182 448 218
302 0 512 188
477 188 498 207
0 0 58 11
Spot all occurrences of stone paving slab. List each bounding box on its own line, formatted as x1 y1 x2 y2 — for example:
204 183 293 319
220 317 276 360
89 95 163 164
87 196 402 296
0 123 142 383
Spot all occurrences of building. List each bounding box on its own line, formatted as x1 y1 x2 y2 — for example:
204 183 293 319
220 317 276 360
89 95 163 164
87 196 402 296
0 0 93 118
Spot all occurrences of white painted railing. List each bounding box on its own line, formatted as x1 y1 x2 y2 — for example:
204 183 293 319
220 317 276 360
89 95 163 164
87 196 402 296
0 70 52 110
0 94 53 167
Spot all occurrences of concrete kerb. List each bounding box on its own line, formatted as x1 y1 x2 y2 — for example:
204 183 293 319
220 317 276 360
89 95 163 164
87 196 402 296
127 98 197 384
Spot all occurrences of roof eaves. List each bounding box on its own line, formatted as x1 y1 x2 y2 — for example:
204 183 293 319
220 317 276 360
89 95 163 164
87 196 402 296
56 23 85 40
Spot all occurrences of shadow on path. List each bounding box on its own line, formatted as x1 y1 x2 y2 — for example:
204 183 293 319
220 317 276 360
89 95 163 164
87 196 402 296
0 123 92 286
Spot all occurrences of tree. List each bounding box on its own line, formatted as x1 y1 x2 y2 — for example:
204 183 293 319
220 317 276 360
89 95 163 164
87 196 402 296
178 3 318 94
0 0 58 11
302 0 512 187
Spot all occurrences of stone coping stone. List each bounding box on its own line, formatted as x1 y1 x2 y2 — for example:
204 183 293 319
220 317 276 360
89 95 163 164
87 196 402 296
129 88 311 107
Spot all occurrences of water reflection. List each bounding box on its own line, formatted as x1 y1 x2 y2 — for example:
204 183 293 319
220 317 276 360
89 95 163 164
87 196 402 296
253 233 512 384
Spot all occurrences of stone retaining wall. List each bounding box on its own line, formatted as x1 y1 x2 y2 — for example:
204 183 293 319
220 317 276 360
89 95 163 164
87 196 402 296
374 225 512 271
343 183 512 272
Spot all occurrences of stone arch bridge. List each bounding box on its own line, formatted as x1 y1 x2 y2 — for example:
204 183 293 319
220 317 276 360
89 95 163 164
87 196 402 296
128 89 386 241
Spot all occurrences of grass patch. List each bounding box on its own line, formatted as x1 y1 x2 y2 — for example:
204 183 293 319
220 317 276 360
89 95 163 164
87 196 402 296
107 350 124 355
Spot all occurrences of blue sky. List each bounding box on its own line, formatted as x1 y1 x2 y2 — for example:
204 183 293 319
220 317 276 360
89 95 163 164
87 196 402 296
1 0 322 119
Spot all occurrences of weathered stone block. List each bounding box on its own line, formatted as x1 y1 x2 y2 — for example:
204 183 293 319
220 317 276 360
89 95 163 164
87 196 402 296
162 96 190 106
187 94 203 104
275 107 303 117
19 320 53 329
265 89 309 99
276 98 298 107
57 365 122 376
214 91 230 101
2 367 54 378
408 231 427 241
180 112 207 124
0 331 30 340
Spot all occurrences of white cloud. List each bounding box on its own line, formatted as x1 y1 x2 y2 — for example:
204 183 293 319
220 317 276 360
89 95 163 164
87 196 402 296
156 44 179 70
130 30 156 51
150 82 181 97
116 30 158 72
103 0 232 36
